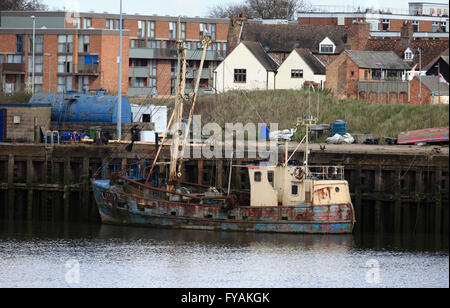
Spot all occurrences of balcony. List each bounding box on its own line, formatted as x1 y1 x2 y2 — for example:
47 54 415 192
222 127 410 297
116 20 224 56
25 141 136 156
128 87 157 97
186 67 211 79
129 48 226 61
0 63 26 75
74 64 99 75
129 66 150 78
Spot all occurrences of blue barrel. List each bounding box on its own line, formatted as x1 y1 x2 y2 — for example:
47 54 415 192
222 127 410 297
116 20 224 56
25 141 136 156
331 120 348 136
259 125 270 140
29 93 131 123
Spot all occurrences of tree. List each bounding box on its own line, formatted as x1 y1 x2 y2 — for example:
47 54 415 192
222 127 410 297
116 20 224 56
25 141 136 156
0 0 48 11
208 0 309 20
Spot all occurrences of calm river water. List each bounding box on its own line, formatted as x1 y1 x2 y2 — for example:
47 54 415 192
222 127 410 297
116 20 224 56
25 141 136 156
0 221 448 288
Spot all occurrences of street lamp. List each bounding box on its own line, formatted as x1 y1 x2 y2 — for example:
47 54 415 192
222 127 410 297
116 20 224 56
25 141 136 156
117 0 123 140
44 53 51 93
31 15 36 95
417 47 422 105
436 62 441 104
376 62 383 104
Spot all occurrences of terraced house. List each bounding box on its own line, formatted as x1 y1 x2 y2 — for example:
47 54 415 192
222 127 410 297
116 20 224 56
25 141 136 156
0 11 229 97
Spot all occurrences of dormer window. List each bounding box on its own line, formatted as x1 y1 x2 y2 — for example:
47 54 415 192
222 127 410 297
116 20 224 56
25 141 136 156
404 48 414 61
319 37 336 54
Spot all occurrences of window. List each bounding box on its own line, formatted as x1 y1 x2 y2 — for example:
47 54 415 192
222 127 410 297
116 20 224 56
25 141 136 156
412 20 419 32
58 55 73 73
440 21 447 32
142 114 151 122
432 21 439 32
404 49 414 61
58 35 73 53
83 18 92 29
16 35 25 53
115 19 124 30
77 76 89 92
138 20 145 38
149 60 157 76
320 44 334 53
254 172 261 182
28 55 43 73
7 55 24 63
200 23 207 38
382 19 390 31
209 23 216 40
78 35 90 53
133 77 147 88
29 35 43 53
180 22 186 40
33 75 43 93
0 55 4 64
72 17 81 29
292 185 298 195
169 22 177 40
291 69 303 78
364 70 369 80
148 21 155 38
234 69 246 83
147 40 161 48
268 171 274 187
57 76 72 93
106 19 114 30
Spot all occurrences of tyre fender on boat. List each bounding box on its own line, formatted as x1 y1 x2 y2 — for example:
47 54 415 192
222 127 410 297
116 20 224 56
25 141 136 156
294 167 304 180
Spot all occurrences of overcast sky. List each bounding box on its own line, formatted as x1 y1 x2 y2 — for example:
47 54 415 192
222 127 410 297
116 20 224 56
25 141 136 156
42 0 446 17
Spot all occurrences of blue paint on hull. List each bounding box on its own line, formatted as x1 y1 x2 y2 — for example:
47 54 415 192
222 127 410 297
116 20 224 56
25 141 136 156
92 180 355 234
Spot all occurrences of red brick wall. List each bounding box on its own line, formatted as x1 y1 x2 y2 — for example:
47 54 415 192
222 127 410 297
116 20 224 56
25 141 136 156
99 34 129 95
298 17 337 26
409 77 433 105
0 34 17 52
155 21 169 39
156 60 171 96
42 34 58 93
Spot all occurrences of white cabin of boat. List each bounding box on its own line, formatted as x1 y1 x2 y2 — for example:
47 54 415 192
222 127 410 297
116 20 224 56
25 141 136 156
247 163 352 207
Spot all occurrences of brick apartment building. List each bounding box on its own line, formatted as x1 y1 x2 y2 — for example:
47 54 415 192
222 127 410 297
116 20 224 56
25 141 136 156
0 11 229 97
297 2 449 40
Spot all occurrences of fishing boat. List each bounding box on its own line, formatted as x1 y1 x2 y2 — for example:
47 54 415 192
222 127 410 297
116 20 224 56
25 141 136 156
92 37 355 234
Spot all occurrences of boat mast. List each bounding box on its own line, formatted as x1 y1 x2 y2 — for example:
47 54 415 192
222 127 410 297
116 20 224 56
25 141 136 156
145 41 185 186
168 44 187 187
176 34 212 180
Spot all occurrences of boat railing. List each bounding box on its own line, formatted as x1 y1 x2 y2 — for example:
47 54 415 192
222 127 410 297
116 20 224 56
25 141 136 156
306 166 345 181
118 176 239 206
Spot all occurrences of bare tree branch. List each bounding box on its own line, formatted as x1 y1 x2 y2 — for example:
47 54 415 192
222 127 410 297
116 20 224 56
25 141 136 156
0 0 48 11
208 0 308 19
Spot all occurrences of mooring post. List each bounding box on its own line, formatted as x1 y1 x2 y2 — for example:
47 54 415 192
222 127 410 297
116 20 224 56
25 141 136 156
216 159 223 189
197 160 204 185
82 157 90 223
63 158 72 223
434 167 442 235
26 158 34 221
394 168 402 234
374 166 383 232
354 166 362 233
414 168 424 233
7 155 15 222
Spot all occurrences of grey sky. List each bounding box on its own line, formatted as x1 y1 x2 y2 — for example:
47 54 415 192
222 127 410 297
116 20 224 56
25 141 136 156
42 0 446 17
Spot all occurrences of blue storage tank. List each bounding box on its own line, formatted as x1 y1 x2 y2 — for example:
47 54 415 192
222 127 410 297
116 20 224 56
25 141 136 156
29 93 131 123
331 120 348 136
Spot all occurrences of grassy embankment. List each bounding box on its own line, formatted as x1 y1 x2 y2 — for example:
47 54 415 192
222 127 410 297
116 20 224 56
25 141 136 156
131 89 449 143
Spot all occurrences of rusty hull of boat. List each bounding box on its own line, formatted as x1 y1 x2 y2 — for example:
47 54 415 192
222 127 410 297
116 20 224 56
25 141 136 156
93 180 355 234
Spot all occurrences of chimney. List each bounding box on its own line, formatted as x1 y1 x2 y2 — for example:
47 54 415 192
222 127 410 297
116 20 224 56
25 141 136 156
401 21 414 41
348 22 370 50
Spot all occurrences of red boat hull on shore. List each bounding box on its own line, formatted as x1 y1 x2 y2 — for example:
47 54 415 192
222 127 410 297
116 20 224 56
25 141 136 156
397 127 449 145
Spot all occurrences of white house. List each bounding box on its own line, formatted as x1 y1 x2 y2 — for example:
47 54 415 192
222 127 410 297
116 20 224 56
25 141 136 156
214 41 279 93
275 48 326 90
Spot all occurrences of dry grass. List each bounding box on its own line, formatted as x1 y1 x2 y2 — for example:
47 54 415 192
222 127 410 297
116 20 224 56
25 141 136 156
129 89 450 141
